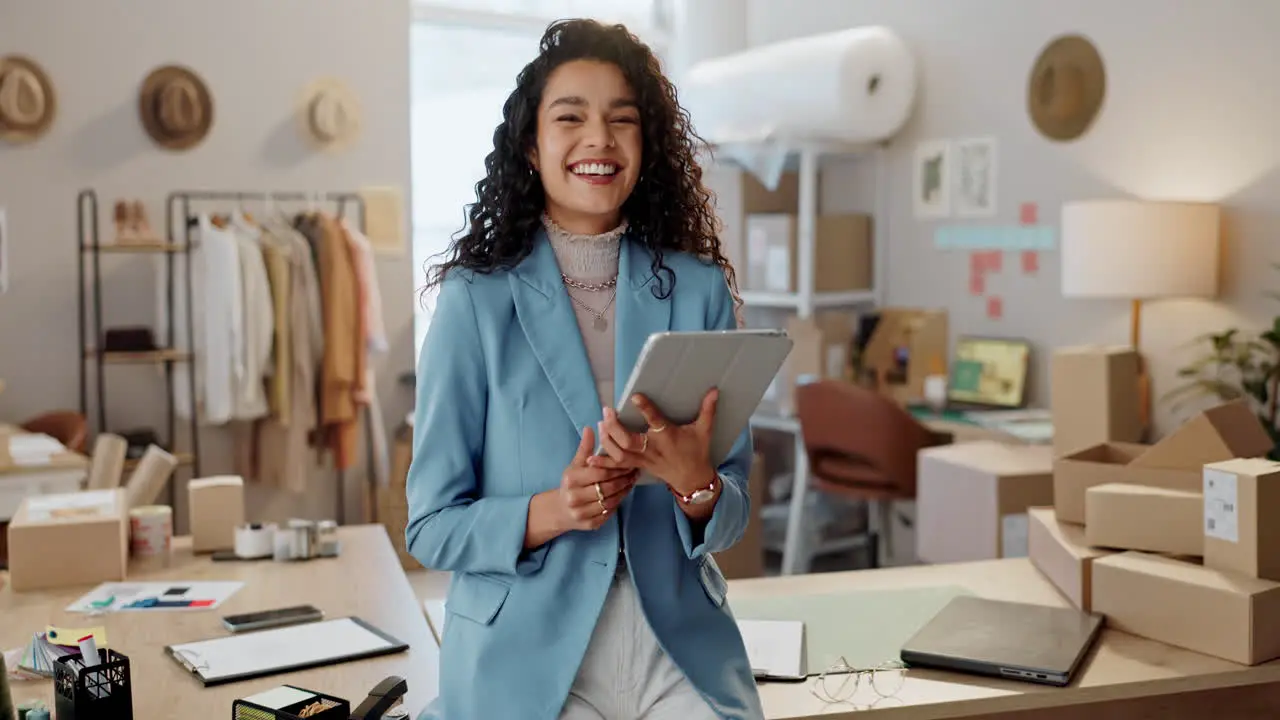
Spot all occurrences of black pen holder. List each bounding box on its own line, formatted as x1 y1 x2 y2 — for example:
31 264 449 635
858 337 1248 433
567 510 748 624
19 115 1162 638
232 685 350 720
54 649 133 720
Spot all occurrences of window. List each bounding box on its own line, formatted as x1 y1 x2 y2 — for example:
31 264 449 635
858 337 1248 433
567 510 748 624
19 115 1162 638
410 0 671 360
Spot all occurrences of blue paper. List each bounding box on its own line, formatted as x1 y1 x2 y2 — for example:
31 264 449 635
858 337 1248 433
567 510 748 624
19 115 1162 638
934 224 1057 251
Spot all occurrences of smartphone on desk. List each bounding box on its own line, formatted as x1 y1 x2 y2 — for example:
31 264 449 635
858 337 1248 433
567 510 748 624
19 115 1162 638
222 604 324 633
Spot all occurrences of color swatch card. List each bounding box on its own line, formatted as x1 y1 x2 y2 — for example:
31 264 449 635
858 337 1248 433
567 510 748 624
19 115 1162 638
67 581 244 613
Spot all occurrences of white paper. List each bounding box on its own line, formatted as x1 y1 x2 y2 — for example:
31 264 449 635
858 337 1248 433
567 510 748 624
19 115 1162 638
1204 468 1239 542
1001 513 1030 558
737 619 805 679
0 206 8 295
167 617 395 683
824 345 845 379
241 686 318 710
25 488 117 521
952 137 998 217
7 432 65 466
764 245 790 292
67 580 244 613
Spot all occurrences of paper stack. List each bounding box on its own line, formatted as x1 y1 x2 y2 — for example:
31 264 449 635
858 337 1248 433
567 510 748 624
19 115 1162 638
1030 399 1280 665
15 626 108 678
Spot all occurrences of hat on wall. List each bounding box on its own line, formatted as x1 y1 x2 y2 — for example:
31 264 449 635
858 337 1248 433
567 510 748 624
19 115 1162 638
139 65 214 151
0 55 57 144
298 77 361 152
1027 34 1106 142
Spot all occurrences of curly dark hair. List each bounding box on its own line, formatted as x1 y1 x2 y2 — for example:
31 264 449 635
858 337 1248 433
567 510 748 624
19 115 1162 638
422 18 739 305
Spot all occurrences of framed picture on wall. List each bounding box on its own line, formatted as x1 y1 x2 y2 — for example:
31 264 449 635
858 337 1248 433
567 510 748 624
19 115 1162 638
913 139 952 219
953 137 998 217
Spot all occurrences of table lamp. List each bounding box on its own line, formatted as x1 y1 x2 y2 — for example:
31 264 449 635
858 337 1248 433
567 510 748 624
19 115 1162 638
1061 199 1221 430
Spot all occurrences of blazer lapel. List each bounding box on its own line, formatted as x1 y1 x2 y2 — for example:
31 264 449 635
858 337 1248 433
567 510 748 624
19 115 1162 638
612 237 673 406
510 229 602 434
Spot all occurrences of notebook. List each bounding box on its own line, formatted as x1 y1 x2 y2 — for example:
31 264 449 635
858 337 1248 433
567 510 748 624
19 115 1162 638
164 617 408 686
737 619 805 681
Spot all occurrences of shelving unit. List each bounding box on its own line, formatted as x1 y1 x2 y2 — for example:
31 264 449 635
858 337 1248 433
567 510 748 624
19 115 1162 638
718 139 890 576
76 188 201 490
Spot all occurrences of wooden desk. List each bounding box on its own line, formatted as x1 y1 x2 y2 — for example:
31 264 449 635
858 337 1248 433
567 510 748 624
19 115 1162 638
0 525 439 717
735 558 1280 719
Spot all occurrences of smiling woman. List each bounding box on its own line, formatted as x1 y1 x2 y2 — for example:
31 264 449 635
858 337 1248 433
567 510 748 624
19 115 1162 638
408 17 761 720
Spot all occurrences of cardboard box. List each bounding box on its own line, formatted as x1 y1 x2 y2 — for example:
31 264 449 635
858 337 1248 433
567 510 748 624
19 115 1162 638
771 312 857 415
1053 442 1199 523
188 476 245 553
1028 507 1114 611
1203 457 1280 581
379 429 421 571
1050 346 1142 457
1133 399 1274 470
7 488 128 591
1092 551 1280 665
714 452 767 579
917 442 1054 563
744 213 873 294
861 308 948 405
1085 483 1203 557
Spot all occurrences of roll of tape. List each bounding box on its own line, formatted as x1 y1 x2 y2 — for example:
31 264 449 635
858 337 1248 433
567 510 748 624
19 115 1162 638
234 523 276 559
128 505 172 558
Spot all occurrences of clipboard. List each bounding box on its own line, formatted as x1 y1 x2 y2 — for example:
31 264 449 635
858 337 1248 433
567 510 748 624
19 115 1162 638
164 616 408 687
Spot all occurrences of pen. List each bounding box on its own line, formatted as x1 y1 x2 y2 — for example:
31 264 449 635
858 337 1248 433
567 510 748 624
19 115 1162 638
78 634 99 667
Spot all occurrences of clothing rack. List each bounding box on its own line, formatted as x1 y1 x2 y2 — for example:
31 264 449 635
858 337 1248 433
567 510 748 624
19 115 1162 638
165 190 377 526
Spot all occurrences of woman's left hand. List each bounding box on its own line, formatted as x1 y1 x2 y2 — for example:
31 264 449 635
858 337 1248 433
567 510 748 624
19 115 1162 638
589 389 720 501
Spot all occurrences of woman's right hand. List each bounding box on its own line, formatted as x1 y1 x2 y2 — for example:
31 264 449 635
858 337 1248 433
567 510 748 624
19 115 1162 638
525 426 638 549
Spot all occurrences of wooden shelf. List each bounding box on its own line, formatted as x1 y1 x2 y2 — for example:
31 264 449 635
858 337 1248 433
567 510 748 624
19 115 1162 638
739 289 876 309
82 242 190 253
84 348 192 364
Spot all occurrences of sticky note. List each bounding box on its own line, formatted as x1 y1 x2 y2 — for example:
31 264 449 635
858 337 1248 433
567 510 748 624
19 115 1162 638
1019 202 1039 225
986 296 1003 320
983 250 1003 273
1021 250 1039 275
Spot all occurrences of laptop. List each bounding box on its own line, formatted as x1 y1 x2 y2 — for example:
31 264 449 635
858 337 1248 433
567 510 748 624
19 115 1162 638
944 336 1032 412
899 596 1103 687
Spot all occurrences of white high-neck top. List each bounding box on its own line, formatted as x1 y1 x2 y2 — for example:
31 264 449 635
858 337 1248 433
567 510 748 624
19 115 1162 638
545 214 627 408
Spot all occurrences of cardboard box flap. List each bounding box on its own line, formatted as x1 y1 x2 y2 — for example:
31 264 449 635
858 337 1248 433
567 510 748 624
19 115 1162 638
1099 550 1280 595
1061 441 1149 466
1133 400 1274 470
1030 506 1109 562
1205 457 1280 477
1087 482 1201 501
14 488 124 526
923 441 1053 476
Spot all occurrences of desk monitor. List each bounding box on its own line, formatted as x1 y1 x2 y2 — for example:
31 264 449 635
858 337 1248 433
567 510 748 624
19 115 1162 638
947 337 1030 409
900 596 1103 687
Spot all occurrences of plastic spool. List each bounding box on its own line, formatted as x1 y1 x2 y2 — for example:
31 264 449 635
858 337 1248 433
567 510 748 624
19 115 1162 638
234 523 276 559
128 505 172 558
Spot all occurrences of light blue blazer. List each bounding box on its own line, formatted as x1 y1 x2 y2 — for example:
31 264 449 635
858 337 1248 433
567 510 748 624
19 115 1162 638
407 230 763 720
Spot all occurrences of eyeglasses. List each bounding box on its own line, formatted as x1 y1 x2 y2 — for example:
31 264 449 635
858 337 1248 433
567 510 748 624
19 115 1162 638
810 657 906 707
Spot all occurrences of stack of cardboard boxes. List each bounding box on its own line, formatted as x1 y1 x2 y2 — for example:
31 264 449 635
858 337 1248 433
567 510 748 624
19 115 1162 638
1030 398 1280 665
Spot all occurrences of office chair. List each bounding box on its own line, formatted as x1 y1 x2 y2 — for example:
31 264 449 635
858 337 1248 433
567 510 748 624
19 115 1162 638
20 410 88 454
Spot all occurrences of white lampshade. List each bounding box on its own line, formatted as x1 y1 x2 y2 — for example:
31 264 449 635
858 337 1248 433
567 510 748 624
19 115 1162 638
1061 200 1221 299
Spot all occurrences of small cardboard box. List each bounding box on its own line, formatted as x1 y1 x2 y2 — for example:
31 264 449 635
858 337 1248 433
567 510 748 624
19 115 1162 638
771 312 857 415
7 488 128 591
188 476 245 553
1028 507 1114 611
1085 483 1203 557
714 452 767 579
917 442 1054 564
1053 442 1199 523
1132 400 1274 471
861 308 949 405
379 429 420 571
744 213 873 294
1203 457 1280 581
1050 346 1143 457
1092 551 1280 665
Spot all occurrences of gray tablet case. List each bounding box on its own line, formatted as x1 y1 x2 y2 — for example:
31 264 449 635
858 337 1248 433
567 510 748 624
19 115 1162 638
614 329 793 474
899 595 1104 686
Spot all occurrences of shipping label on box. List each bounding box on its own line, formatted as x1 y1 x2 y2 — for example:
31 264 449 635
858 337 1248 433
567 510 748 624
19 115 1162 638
1202 457 1280 581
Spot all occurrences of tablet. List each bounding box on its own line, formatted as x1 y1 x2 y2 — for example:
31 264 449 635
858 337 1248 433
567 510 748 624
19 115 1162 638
613 329 793 477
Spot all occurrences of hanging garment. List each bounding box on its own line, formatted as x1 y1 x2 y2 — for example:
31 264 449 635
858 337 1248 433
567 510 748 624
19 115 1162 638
162 213 243 425
231 227 274 421
260 234 292 421
316 213 364 470
344 220 389 355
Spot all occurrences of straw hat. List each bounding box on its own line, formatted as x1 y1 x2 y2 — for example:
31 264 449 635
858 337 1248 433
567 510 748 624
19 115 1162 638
298 77 361 152
138 65 213 151
1027 34 1106 142
0 55 56 143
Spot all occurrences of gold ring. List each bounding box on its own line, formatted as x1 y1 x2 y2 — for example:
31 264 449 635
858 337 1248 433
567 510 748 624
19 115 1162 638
640 434 649 453
594 483 604 501
598 498 607 514
649 423 668 433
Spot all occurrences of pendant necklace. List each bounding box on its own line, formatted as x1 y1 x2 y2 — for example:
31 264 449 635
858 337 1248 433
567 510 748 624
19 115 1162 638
562 273 618 333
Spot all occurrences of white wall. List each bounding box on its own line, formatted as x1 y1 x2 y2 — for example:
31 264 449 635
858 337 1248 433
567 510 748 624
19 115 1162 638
0 0 414 525
744 0 1280 434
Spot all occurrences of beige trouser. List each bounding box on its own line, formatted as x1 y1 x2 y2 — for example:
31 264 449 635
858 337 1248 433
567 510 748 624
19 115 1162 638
560 561 720 720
